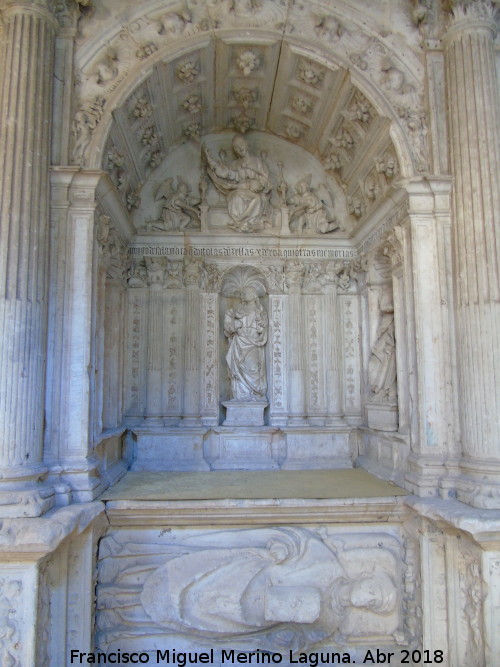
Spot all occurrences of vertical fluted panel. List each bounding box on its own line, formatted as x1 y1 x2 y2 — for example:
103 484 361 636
183 285 200 422
445 18 500 459
146 286 163 419
287 283 306 423
326 285 342 419
0 4 55 468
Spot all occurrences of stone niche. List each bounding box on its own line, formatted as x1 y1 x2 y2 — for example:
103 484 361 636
122 132 365 472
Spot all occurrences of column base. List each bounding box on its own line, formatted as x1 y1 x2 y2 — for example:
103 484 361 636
0 465 55 517
404 453 447 499
0 482 55 518
456 458 500 509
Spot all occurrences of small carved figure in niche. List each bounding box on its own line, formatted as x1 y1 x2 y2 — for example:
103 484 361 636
71 96 105 166
285 259 305 288
152 177 200 231
165 260 184 288
127 257 147 287
224 286 268 401
145 257 165 285
303 263 325 292
287 175 340 234
368 290 397 402
202 135 272 232
276 162 288 205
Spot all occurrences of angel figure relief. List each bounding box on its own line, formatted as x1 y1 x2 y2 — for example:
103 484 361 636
287 175 342 234
149 177 201 232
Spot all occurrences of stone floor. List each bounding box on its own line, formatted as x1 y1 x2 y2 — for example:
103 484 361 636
100 469 408 501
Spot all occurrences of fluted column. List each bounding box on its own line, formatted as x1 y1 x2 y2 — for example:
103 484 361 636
0 1 57 515
444 1 500 507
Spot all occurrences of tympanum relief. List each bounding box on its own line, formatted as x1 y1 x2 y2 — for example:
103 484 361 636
288 175 341 234
203 135 272 233
135 133 348 236
150 177 201 231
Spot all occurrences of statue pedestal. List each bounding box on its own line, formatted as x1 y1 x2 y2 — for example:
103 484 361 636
366 403 398 432
223 400 268 427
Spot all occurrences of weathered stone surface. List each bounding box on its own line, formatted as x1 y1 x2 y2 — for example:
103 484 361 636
1 0 500 663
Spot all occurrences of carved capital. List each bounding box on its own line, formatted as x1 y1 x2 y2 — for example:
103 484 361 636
284 259 305 289
1 0 59 31
145 256 165 287
444 0 498 37
184 257 203 287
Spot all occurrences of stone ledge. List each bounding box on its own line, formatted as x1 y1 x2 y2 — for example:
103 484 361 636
0 501 107 557
104 495 410 527
405 496 500 546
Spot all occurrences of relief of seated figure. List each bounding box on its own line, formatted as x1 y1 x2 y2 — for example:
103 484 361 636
202 135 272 232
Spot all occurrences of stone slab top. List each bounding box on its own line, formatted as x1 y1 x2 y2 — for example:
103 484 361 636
100 469 408 501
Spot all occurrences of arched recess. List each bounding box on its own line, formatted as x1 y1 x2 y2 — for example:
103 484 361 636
48 2 439 496
76 30 419 220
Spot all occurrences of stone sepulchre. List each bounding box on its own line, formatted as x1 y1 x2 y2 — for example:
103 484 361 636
1 0 500 665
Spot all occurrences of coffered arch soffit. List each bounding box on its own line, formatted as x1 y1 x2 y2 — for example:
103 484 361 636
74 1 428 232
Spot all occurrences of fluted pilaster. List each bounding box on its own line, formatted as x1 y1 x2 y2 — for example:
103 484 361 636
0 1 56 499
182 263 202 424
145 285 164 422
286 264 306 425
325 284 342 421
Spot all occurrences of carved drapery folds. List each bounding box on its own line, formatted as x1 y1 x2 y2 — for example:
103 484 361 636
98 527 401 653
363 243 399 432
368 290 397 403
221 267 268 402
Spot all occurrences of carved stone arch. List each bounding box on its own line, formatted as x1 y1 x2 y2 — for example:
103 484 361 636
73 9 422 181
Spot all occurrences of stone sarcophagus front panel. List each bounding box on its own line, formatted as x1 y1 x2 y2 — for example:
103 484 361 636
96 523 413 658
